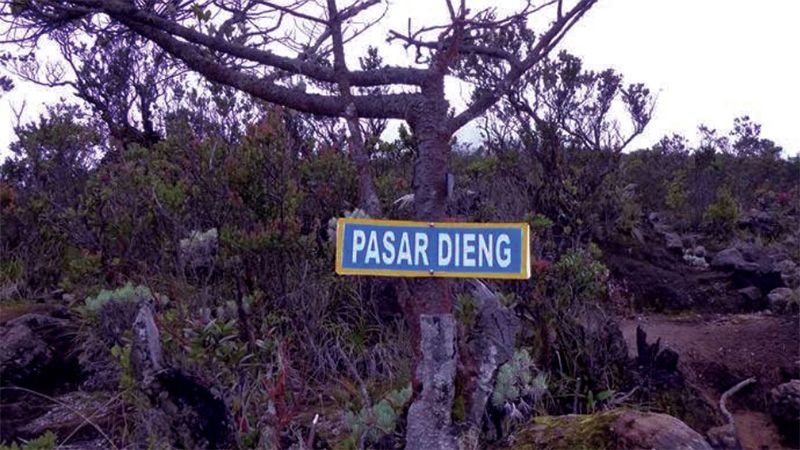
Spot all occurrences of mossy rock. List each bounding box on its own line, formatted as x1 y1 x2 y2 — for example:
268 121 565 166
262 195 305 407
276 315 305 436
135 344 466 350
504 411 620 450
498 408 711 450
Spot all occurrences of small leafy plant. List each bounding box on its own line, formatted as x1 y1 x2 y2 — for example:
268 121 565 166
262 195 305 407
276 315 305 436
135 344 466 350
492 350 548 408
343 384 412 446
84 283 154 313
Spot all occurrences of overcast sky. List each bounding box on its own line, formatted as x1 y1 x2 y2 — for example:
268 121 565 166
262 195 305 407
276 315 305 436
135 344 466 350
1 0 798 157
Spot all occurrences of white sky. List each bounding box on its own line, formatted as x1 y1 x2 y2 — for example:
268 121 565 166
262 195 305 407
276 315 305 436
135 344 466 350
1 0 799 157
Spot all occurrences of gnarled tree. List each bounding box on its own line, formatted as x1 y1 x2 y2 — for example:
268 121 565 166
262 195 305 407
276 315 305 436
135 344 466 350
2 0 597 443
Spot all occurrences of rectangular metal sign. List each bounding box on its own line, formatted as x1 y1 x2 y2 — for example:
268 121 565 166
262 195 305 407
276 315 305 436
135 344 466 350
335 218 530 279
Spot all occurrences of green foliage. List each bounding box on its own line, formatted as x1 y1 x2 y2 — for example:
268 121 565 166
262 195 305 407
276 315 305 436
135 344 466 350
492 350 548 407
343 384 412 445
58 247 102 292
84 282 153 312
3 81 798 449
585 389 614 413
704 187 740 235
664 176 688 213
298 147 358 218
551 247 609 307
517 244 629 417
110 343 137 393
0 258 24 283
513 409 629 450
528 213 554 233
184 318 248 368
0 431 57 450
0 103 99 291
465 155 497 178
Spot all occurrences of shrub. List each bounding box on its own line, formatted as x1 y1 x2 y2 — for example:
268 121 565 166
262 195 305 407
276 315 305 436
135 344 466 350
704 187 740 236
551 246 609 307
84 283 154 312
665 177 688 214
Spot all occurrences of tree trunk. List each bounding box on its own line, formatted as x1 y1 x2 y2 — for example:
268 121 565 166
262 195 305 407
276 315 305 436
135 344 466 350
405 78 454 334
403 81 459 449
405 315 458 450
346 111 382 217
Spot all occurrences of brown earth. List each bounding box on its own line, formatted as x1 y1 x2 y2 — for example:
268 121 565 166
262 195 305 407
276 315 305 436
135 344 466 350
621 312 800 450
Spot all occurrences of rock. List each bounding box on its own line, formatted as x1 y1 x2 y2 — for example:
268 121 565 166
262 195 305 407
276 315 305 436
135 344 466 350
0 314 86 443
710 244 786 294
705 424 740 449
711 248 759 273
737 286 762 303
406 314 458 450
130 304 164 388
648 212 663 226
767 287 799 314
780 361 800 382
737 208 780 236
602 238 738 312
664 232 684 252
502 409 712 450
637 326 680 378
776 259 800 289
0 384 55 444
0 314 77 388
648 212 673 234
148 369 236 449
610 410 713 450
0 318 53 386
578 306 630 380
683 246 709 268
768 380 800 446
464 280 519 428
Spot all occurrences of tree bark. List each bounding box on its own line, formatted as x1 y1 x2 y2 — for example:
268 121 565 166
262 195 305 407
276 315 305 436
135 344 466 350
405 315 458 450
403 78 459 449
327 0 382 217
402 76 454 343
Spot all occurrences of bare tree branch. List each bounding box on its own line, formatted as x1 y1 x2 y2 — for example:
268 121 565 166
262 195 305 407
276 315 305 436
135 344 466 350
449 0 596 132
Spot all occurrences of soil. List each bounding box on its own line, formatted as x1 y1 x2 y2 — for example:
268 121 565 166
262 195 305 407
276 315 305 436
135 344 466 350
621 312 800 450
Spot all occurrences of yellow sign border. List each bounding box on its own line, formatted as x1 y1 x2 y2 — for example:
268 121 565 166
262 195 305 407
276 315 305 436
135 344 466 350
335 218 530 280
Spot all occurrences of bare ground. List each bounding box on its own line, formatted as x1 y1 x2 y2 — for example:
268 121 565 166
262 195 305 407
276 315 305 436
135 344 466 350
621 312 800 450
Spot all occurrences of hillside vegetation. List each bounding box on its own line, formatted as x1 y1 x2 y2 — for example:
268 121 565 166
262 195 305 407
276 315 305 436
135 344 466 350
1 84 798 448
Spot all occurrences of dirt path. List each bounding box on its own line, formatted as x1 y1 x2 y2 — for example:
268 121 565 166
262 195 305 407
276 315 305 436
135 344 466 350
621 312 799 450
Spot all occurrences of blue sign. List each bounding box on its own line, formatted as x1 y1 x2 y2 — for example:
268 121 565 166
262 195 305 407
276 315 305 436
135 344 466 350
335 218 530 279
